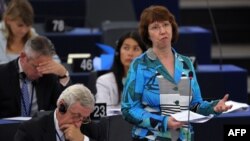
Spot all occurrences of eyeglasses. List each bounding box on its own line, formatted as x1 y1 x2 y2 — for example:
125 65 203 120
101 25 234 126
148 21 171 32
25 57 38 69
81 116 91 124
69 110 91 124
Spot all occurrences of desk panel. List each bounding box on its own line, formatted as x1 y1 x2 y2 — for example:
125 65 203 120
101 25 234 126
193 109 250 141
70 72 97 94
38 26 211 67
1 109 250 141
99 115 133 141
104 109 250 141
196 64 248 103
30 0 86 27
0 120 21 141
40 28 103 63
99 109 250 141
175 26 212 64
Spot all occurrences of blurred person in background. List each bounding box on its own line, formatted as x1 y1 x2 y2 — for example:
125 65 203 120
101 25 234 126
95 31 147 107
0 35 70 118
0 0 60 64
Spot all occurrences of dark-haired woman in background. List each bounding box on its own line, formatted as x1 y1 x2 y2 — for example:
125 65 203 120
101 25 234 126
95 31 147 107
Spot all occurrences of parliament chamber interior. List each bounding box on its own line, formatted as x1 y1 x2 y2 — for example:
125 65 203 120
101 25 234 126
0 0 250 141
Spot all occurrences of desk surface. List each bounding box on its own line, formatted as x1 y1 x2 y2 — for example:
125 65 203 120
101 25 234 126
42 28 101 36
0 120 20 124
1 109 250 141
179 26 210 34
218 107 250 118
197 64 247 72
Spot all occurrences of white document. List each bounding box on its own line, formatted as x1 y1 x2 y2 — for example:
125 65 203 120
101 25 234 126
170 110 214 123
223 100 249 113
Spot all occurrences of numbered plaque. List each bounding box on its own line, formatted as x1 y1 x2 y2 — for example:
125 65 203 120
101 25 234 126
45 19 65 32
68 53 94 73
80 58 94 72
90 103 107 120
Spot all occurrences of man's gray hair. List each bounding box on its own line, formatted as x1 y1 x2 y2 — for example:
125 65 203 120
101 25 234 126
57 84 95 111
24 36 56 59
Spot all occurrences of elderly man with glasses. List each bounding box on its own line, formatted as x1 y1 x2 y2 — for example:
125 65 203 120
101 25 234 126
14 84 96 141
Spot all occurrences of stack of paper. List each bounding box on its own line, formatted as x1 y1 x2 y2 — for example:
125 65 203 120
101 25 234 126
171 110 214 123
223 100 249 113
170 101 249 123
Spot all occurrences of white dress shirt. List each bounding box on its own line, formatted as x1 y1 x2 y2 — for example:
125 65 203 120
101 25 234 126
95 72 119 106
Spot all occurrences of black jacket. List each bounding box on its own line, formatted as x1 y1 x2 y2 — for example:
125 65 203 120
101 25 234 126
14 111 97 141
0 58 69 118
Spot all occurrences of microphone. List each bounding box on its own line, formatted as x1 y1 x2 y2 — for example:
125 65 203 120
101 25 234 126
188 71 193 80
187 71 193 141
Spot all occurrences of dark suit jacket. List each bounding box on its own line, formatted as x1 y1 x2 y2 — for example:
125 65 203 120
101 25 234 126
14 111 97 141
0 58 70 118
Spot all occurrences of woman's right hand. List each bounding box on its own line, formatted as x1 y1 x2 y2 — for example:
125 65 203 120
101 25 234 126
167 116 185 130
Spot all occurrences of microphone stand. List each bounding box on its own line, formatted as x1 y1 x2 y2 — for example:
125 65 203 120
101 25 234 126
187 71 193 141
206 0 223 71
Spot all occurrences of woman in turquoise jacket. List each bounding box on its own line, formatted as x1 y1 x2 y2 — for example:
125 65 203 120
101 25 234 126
121 5 232 141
